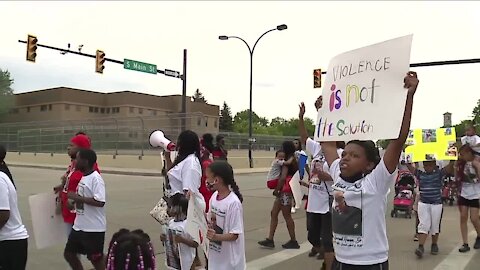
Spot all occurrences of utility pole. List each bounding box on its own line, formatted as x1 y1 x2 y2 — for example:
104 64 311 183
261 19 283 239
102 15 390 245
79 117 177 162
181 49 187 132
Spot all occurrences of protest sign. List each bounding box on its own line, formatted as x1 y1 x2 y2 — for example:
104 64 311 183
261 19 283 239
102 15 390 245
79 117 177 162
185 194 209 256
405 127 457 162
289 172 304 209
29 193 67 249
315 35 413 141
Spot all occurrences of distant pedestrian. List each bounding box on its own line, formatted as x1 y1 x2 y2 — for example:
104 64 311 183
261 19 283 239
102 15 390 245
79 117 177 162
212 135 228 161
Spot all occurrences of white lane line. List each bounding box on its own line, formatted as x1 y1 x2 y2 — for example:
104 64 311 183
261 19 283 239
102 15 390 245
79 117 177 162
246 241 311 269
434 230 477 270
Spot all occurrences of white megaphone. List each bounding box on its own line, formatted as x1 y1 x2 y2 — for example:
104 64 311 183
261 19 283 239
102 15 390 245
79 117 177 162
149 130 176 151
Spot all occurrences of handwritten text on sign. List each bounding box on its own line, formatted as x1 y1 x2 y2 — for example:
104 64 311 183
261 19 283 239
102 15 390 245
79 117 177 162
315 35 413 142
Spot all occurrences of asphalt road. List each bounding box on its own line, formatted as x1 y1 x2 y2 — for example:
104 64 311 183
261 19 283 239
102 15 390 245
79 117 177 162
10 167 480 270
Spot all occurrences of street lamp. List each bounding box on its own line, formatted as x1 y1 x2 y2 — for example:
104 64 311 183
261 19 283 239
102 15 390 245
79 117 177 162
219 24 287 168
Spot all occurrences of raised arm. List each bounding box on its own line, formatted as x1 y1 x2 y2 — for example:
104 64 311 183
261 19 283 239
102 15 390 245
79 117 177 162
298 102 309 148
383 71 419 174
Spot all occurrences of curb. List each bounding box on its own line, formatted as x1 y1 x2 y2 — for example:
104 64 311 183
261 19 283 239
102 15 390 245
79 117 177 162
8 163 269 177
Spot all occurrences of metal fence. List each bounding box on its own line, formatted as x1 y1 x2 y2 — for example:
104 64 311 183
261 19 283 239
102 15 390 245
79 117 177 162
0 113 294 157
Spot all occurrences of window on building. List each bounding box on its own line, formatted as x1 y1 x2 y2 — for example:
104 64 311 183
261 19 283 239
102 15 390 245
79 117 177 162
205 117 208 127
40 105 47 112
48 104 52 111
138 108 143 114
130 107 134 113
106 108 111 114
94 107 99 113
214 119 218 128
27 107 31 113
76 105 81 112
65 104 70 110
100 108 105 114
113 107 120 114
89 107 94 113
153 110 157 116
10 108 19 114
197 117 201 126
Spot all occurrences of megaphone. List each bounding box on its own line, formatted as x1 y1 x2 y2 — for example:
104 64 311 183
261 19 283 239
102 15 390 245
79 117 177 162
149 130 176 151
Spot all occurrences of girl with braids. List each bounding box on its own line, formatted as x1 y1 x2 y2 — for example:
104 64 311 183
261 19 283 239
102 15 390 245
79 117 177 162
164 130 205 210
320 71 419 269
205 161 246 270
106 229 156 270
160 193 199 270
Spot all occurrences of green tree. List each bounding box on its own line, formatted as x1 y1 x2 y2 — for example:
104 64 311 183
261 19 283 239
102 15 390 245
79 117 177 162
0 69 14 119
376 139 390 149
472 99 480 124
193 88 207 103
219 102 233 131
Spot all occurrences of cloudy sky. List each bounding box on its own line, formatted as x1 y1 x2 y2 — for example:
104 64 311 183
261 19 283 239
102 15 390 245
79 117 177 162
1 1 479 129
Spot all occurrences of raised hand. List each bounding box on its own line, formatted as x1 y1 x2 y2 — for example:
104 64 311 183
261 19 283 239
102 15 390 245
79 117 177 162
314 95 323 110
299 102 306 119
403 71 419 95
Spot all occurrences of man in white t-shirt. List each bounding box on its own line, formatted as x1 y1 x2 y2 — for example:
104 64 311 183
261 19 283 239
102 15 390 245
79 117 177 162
0 146 29 270
461 125 480 155
64 149 106 270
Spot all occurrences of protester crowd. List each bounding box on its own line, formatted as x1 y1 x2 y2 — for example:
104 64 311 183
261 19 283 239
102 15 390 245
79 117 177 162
1 71 480 270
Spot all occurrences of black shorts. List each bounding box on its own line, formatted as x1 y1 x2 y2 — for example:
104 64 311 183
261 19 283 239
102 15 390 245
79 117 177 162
65 229 105 261
332 259 388 270
0 238 28 270
458 196 480 208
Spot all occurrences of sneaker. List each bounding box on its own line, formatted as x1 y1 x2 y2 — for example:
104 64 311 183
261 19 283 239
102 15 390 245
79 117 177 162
282 240 300 249
291 207 296 214
415 246 424 258
413 234 418 242
459 244 470 253
474 237 480 249
431 244 439 255
308 247 318 257
258 238 275 249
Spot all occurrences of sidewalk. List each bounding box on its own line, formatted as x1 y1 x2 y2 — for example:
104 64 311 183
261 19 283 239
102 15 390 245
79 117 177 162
8 161 270 177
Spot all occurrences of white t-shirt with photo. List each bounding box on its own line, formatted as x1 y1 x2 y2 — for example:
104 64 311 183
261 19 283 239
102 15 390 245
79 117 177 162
167 154 205 210
461 135 480 153
305 138 343 214
460 162 480 200
208 191 246 270
73 171 106 232
0 172 29 241
165 219 196 270
329 158 396 265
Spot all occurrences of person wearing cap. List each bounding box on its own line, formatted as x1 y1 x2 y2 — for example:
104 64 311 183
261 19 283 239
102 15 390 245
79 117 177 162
54 133 100 236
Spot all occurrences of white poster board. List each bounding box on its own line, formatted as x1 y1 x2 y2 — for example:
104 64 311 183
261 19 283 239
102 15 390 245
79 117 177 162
315 35 413 142
29 192 67 249
289 172 304 209
185 194 209 256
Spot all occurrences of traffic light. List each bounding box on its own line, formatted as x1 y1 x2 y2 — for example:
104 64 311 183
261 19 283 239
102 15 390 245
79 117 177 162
26 35 38 62
313 69 322 88
95 50 105 74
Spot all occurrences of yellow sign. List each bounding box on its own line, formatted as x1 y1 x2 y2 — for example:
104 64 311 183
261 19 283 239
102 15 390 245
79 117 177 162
404 128 457 163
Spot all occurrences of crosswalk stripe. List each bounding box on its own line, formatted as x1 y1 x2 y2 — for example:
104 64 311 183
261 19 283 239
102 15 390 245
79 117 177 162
434 230 477 270
246 241 311 269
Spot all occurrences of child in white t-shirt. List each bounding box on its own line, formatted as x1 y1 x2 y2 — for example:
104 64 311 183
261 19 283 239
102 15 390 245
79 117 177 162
160 193 198 270
205 161 246 270
461 125 480 155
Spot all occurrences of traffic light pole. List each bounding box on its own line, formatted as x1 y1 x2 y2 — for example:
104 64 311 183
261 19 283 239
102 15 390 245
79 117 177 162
320 58 480 74
18 40 188 131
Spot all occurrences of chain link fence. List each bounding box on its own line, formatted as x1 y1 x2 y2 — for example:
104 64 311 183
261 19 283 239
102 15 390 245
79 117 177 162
0 113 295 157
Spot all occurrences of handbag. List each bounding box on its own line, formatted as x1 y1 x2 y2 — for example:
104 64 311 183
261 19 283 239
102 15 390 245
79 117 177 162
149 196 170 225
323 181 334 212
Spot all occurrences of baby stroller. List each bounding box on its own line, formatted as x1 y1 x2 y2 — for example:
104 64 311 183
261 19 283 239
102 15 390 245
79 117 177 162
391 171 416 219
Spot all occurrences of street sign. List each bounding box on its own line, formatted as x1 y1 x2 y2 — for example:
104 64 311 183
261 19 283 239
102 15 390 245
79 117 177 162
124 59 157 74
164 69 181 78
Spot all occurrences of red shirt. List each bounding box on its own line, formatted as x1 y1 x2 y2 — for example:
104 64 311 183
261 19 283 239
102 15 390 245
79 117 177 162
60 161 100 224
199 159 213 212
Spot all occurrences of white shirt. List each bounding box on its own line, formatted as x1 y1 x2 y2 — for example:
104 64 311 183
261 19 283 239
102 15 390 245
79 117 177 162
305 138 343 214
167 154 202 195
461 162 480 200
165 219 196 270
461 135 480 153
0 172 28 241
208 192 246 270
330 158 396 265
73 171 106 232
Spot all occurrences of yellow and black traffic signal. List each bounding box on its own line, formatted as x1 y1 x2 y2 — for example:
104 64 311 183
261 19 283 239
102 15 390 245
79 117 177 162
26 35 38 62
313 69 322 88
95 50 105 74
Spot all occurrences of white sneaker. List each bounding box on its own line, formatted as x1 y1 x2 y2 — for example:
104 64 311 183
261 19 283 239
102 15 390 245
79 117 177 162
291 207 296 213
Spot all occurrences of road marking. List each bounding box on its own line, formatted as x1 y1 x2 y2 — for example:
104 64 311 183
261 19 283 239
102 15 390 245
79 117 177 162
246 241 311 269
434 230 477 270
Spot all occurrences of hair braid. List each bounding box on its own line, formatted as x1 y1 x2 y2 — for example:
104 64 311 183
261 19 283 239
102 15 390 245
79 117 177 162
230 179 243 203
